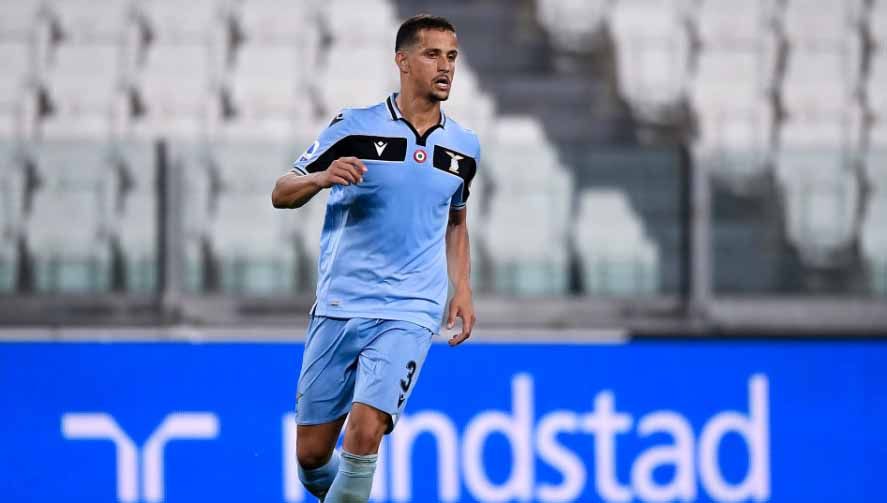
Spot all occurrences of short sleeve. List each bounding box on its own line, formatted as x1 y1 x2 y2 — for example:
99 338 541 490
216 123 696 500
291 110 351 175
449 139 480 210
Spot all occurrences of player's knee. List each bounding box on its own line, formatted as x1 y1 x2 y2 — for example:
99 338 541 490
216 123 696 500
343 418 387 455
297 445 334 470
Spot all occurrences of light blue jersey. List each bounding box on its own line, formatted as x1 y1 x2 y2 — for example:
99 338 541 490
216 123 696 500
292 93 480 332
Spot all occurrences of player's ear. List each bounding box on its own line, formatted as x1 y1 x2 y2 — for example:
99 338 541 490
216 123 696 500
395 51 409 74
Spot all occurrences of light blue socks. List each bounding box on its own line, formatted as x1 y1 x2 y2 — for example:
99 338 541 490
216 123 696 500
324 450 379 502
298 450 341 502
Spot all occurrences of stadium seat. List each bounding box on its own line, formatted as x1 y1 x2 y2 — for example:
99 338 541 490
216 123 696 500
869 52 887 120
235 0 322 47
0 145 25 292
136 43 221 138
536 0 610 53
46 0 140 44
0 42 39 139
782 47 859 115
208 141 300 295
696 0 775 46
42 43 128 139
318 46 398 111
138 0 227 45
609 0 692 121
861 193 887 294
776 151 861 268
323 0 397 45
783 0 865 45
0 0 51 51
109 141 158 293
485 117 572 296
227 44 310 134
692 100 775 189
27 140 114 293
573 189 660 296
872 1 887 46
299 186 329 290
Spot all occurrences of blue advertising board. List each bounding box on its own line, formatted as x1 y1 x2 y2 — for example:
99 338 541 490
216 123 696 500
1 339 885 502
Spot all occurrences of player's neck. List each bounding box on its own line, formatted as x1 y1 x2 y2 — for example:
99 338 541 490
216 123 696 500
395 90 441 135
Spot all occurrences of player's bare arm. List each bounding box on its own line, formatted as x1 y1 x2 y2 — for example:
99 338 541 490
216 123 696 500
271 157 367 209
445 207 475 346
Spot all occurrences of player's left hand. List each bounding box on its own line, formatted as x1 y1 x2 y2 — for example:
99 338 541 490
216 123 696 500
446 288 476 347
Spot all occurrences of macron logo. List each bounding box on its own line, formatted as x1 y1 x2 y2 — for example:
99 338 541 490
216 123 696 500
374 141 388 157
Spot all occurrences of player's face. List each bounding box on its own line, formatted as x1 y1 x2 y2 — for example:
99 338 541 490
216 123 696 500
404 29 459 102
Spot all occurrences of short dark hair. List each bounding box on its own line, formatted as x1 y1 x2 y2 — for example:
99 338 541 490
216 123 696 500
395 14 456 52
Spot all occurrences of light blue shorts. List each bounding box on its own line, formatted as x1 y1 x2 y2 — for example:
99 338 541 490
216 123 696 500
295 315 434 433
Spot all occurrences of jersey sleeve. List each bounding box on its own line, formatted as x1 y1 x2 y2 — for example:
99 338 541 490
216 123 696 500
291 110 352 175
449 137 480 210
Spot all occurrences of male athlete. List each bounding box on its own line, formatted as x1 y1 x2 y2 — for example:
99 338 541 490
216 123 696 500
271 15 478 502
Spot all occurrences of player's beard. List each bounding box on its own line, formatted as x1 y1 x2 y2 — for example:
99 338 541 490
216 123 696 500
429 87 450 102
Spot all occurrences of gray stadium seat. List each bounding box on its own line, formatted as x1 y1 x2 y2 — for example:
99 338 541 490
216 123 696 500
208 142 300 295
574 189 660 296
235 0 322 47
873 1 887 46
27 140 114 293
609 0 692 121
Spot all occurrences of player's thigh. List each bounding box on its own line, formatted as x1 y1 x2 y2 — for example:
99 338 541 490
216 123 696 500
296 416 347 469
296 316 361 426
353 320 434 432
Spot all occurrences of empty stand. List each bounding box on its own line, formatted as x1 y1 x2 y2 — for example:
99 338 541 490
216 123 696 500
609 0 692 121
27 140 114 292
574 189 660 296
536 0 610 53
208 142 300 295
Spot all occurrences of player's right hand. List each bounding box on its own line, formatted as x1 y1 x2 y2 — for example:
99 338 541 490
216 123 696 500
317 157 367 188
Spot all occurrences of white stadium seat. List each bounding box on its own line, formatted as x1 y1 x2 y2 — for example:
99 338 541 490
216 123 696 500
208 141 300 295
609 0 691 120
783 0 865 45
111 141 158 293
228 45 310 131
0 145 25 291
42 43 127 139
0 42 38 138
324 0 397 46
135 43 221 138
573 189 660 296
485 117 572 296
537 0 610 53
319 46 397 112
139 0 227 44
872 1 887 46
27 140 115 292
861 194 887 294
776 152 861 268
46 0 140 44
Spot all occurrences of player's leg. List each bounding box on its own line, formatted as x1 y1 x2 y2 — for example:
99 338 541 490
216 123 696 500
325 320 433 502
295 316 362 500
296 418 346 501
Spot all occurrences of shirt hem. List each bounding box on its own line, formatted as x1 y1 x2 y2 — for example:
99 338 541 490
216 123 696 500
311 307 441 334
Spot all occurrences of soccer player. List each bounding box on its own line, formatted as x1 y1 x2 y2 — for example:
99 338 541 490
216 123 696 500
271 14 479 502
